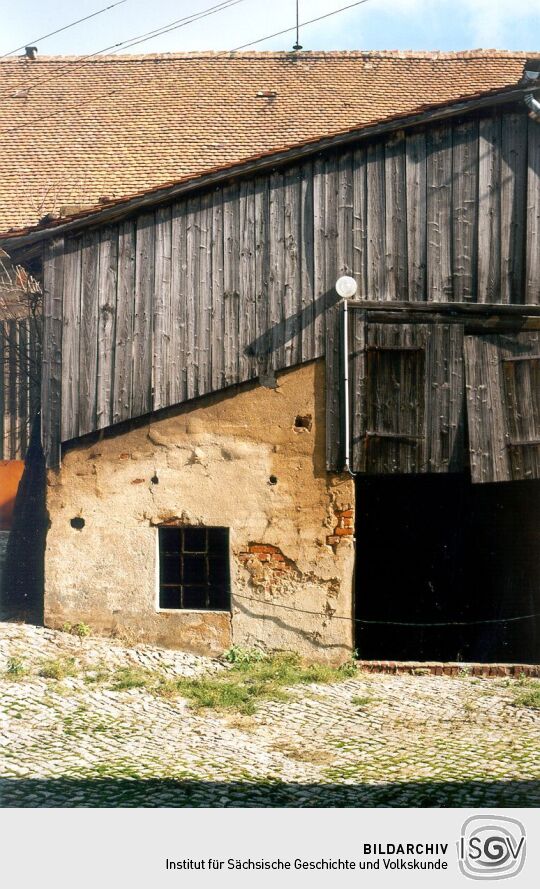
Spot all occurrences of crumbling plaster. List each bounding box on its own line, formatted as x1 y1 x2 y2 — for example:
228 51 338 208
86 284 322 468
44 360 355 662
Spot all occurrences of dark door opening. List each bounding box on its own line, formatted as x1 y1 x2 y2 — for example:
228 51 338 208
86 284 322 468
355 474 540 663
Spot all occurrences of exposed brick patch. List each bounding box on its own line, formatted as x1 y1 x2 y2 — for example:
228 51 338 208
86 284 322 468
327 507 354 546
238 543 293 571
357 660 540 678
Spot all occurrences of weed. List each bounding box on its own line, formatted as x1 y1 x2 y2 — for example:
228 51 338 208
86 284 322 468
72 622 91 638
110 667 158 691
513 683 540 710
38 657 79 680
351 695 372 708
5 657 26 678
158 652 356 715
223 645 267 665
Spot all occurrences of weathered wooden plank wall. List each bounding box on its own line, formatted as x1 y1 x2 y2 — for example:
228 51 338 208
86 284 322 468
39 105 540 465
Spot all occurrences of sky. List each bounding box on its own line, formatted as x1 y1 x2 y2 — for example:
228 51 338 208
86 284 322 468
1 0 540 58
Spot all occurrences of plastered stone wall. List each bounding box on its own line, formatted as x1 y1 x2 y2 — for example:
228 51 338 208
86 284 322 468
44 361 355 662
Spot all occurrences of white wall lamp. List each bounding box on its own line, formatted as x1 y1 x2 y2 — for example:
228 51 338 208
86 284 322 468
335 276 358 476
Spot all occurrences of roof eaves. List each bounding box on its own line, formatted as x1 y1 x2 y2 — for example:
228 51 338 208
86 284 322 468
1 81 533 252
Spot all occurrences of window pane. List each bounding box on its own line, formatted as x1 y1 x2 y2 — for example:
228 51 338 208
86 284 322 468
183 554 206 584
160 555 180 585
183 585 208 609
160 586 181 609
160 527 181 553
183 528 207 552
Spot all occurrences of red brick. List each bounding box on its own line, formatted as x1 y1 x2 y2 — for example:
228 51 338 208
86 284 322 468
339 509 354 518
334 526 353 536
249 544 279 555
326 535 340 546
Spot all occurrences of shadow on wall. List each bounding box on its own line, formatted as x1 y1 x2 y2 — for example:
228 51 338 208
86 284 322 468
0 778 538 808
0 417 46 623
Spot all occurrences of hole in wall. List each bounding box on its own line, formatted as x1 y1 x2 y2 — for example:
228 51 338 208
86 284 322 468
70 517 85 530
151 474 159 485
294 414 312 431
268 476 278 485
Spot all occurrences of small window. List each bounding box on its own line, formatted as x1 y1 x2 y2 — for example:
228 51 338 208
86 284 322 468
158 526 231 611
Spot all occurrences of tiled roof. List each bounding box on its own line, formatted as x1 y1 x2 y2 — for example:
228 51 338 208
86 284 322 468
0 50 534 231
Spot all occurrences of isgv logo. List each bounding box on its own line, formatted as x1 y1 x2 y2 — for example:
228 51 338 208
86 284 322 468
458 816 526 880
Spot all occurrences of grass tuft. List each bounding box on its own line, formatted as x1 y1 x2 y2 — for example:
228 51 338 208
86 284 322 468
512 682 540 710
38 657 79 680
351 695 373 708
5 657 26 678
155 652 357 715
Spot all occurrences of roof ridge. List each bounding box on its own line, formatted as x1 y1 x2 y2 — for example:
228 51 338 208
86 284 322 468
0 49 538 63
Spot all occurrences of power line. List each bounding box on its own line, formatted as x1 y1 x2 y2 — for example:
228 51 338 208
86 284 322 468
0 0 128 60
0 0 249 123
233 0 373 51
234 593 540 627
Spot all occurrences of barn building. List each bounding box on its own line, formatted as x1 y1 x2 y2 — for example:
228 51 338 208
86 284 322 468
1 51 539 663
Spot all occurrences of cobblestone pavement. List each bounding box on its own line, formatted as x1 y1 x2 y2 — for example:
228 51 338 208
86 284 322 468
1 624 539 807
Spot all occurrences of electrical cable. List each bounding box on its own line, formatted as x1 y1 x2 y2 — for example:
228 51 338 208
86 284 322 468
234 593 540 627
0 0 249 133
233 0 373 51
0 0 248 102
0 0 128 59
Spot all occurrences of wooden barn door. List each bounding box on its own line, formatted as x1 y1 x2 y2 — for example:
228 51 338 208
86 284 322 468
464 331 540 483
350 320 464 475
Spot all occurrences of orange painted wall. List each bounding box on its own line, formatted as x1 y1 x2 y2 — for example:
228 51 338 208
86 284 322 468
0 461 24 530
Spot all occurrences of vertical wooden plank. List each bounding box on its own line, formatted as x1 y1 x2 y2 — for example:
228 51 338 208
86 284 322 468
325 301 342 470
478 114 502 303
500 112 527 304
525 115 540 305
366 142 386 300
300 159 315 362
184 196 200 399
96 226 118 429
313 156 327 357
452 119 478 302
41 237 64 467
132 212 155 417
2 324 12 459
283 166 302 368
337 152 354 277
499 333 540 480
324 154 339 297
268 171 285 373
254 176 270 377
223 183 240 385
426 323 464 472
17 319 29 456
351 310 367 472
198 192 212 395
153 206 172 411
170 202 188 405
29 314 41 427
352 147 368 299
112 221 135 424
405 131 427 302
464 334 510 482
238 179 256 381
8 320 17 459
78 231 99 437
0 325 4 459
210 189 225 391
426 123 453 300
385 131 408 301
61 237 82 440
